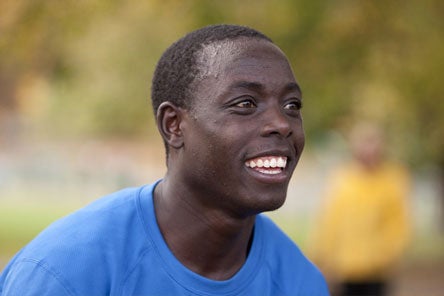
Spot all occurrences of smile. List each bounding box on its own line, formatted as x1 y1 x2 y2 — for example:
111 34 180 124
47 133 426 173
244 156 287 175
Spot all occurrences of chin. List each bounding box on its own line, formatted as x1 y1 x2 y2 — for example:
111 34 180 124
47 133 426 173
248 192 287 215
264 196 287 212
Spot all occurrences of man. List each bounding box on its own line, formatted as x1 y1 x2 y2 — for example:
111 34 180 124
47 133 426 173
0 24 329 295
310 123 411 296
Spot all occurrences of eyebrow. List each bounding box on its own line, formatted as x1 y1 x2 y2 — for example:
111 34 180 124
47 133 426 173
285 82 302 94
230 81 264 91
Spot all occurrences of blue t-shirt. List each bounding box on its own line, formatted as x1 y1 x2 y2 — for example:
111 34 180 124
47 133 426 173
0 182 329 295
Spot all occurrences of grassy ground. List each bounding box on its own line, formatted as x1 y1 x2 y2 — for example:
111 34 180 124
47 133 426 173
0 201 83 267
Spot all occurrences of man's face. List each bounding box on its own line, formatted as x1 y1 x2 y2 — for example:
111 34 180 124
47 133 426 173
179 38 305 217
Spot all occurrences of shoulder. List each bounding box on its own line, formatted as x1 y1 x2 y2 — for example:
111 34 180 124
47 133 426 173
1 184 157 295
256 215 329 295
1 258 77 295
24 186 145 252
382 162 410 180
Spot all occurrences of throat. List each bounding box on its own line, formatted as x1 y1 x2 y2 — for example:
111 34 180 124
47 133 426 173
179 226 255 280
154 179 256 280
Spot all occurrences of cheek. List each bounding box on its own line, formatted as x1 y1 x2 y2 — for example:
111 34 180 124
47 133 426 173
297 130 305 152
291 121 305 153
187 124 237 169
185 135 241 195
205 132 237 164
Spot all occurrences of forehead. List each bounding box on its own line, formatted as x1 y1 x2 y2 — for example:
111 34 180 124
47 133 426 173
196 38 294 82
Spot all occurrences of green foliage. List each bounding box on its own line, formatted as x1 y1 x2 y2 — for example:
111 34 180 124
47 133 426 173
1 0 443 165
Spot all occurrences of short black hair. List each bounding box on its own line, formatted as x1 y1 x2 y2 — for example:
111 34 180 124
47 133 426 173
151 24 273 114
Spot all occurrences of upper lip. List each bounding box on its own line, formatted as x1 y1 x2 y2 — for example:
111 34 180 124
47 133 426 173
245 148 292 162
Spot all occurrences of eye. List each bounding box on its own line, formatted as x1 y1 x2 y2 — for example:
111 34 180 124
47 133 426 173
234 98 257 108
226 97 257 115
283 100 302 111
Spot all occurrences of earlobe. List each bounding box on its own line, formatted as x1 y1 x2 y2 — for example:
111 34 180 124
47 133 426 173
156 102 185 149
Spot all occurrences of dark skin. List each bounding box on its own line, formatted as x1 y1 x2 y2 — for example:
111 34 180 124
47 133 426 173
154 38 305 280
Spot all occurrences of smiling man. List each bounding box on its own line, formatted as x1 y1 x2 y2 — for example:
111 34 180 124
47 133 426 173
0 25 329 295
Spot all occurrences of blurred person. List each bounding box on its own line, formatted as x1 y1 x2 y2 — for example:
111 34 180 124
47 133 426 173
310 123 411 296
0 24 329 295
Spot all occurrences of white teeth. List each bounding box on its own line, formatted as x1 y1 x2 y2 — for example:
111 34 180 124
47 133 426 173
257 159 264 167
257 168 281 175
270 158 277 168
245 156 288 170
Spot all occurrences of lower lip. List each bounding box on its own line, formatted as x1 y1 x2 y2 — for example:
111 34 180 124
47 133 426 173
244 166 289 184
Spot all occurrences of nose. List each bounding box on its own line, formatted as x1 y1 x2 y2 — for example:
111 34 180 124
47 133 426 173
260 106 293 138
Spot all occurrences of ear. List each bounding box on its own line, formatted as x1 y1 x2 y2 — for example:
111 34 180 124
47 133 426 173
156 102 185 149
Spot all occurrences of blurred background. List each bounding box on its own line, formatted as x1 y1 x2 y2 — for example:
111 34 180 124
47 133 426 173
0 0 443 295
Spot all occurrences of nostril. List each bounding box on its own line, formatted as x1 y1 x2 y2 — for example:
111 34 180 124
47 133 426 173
263 119 292 138
260 107 293 137
262 125 292 138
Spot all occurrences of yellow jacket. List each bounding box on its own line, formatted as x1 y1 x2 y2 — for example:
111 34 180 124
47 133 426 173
310 162 411 281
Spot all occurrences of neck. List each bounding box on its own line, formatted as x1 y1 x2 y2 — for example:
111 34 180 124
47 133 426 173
153 178 256 280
